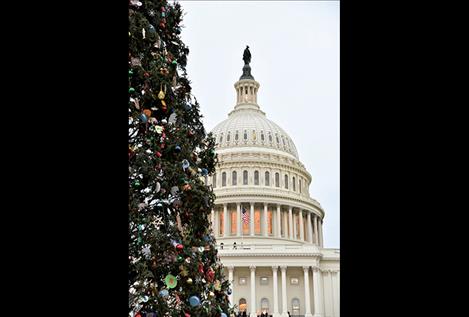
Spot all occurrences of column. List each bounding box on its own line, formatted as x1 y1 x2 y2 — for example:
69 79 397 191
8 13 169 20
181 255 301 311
228 266 234 306
307 211 313 243
288 206 293 239
223 204 229 237
299 210 305 241
236 203 241 236
250 202 255 236
272 266 280 317
312 266 323 317
263 203 269 237
313 214 319 245
282 210 288 238
250 265 256 317
318 219 323 247
215 209 219 237
303 266 313 317
276 204 282 238
280 266 288 317
293 213 297 239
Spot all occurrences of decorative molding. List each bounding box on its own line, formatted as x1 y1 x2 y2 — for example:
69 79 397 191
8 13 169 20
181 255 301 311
312 266 320 272
280 265 288 270
302 266 310 271
249 265 256 270
272 265 279 271
227 265 235 271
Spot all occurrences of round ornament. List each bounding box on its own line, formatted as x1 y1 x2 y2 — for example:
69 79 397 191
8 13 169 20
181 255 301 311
165 274 177 288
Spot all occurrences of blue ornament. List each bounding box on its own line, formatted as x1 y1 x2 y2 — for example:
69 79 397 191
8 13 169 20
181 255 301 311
189 295 200 307
175 145 181 153
139 113 148 123
227 288 232 295
184 103 192 111
159 289 169 297
201 168 208 176
221 313 227 317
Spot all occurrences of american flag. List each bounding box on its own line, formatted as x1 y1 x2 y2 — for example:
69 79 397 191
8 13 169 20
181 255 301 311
242 207 250 225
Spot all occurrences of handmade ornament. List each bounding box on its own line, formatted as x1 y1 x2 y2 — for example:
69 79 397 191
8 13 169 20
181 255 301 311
139 114 148 123
131 57 141 66
168 112 177 124
165 274 177 288
143 109 151 117
182 159 190 170
189 296 200 307
159 289 169 297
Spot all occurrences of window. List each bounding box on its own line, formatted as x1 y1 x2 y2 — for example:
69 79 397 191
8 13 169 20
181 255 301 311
299 179 302 193
261 298 269 312
219 134 223 143
291 298 300 316
222 172 226 187
275 173 279 187
260 277 269 285
268 133 272 142
243 170 248 185
254 171 259 185
290 278 299 285
227 132 230 142
276 134 279 144
232 171 237 186
212 173 217 188
265 171 270 186
261 131 264 141
239 278 247 285
284 175 288 189
231 210 237 235
204 175 208 185
292 177 296 191
244 130 247 140
252 130 256 141
219 211 224 235
239 298 247 312
235 131 239 141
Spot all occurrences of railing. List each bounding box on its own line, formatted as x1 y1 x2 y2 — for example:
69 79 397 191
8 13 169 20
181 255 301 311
216 243 320 252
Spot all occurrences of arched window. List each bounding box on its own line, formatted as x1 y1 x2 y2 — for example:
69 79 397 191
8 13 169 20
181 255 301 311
299 179 302 193
268 132 272 142
291 298 300 315
212 173 217 188
222 172 226 187
292 176 296 191
254 171 259 185
261 298 269 313
261 131 265 141
219 134 223 144
265 171 270 186
275 173 279 187
239 298 247 312
227 132 230 142
252 130 256 141
284 175 289 189
232 171 237 186
276 134 280 144
235 131 239 141
244 130 247 140
243 170 248 185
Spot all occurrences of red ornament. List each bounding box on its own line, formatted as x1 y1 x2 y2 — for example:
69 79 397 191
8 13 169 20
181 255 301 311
144 72 150 77
136 314 141 317
156 152 162 157
198 263 204 274
185 313 190 317
176 243 183 250
206 267 215 282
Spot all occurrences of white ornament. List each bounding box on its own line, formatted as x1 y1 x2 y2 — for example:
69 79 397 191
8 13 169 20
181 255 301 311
142 28 146 39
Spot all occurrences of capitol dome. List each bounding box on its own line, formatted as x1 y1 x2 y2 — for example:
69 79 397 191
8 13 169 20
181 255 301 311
206 53 339 317
211 98 299 159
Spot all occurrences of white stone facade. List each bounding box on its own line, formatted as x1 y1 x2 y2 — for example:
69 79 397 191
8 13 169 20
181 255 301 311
208 66 339 317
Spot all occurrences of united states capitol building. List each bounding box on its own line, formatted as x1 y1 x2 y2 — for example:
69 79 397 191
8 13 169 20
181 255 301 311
207 52 340 317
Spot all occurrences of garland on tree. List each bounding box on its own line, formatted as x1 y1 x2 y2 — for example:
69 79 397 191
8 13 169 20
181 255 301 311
129 1 232 316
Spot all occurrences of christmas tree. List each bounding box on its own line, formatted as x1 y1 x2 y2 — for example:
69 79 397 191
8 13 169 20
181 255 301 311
128 1 232 316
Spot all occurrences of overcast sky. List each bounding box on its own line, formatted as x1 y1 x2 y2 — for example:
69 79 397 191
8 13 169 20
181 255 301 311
178 1 340 248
